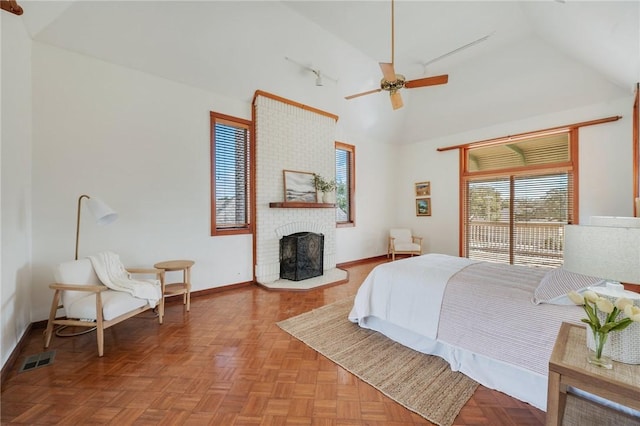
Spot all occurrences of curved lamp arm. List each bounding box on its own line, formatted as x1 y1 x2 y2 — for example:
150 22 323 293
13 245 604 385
75 194 118 260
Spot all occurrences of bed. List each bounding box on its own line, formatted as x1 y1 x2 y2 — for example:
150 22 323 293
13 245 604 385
348 253 630 412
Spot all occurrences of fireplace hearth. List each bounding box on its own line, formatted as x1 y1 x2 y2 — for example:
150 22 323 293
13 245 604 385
280 232 324 281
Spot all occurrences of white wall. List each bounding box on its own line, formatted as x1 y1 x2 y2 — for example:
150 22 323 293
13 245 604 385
396 96 635 256
335 138 398 263
28 42 397 322
29 43 256 321
1 13 33 369
579 103 636 219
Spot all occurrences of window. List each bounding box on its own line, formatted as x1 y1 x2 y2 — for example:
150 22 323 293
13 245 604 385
210 112 252 236
461 131 577 268
335 142 355 226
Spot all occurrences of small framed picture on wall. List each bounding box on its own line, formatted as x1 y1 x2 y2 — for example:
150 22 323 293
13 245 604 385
415 181 430 197
416 198 431 217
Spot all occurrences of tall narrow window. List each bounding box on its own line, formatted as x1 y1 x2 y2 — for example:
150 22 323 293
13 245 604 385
335 142 355 226
211 112 252 236
462 131 577 267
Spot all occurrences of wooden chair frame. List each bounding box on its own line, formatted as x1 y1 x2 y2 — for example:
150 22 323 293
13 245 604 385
44 268 164 357
387 235 423 261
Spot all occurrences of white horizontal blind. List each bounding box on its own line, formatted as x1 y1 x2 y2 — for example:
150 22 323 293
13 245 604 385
214 119 250 230
465 177 510 263
513 172 571 267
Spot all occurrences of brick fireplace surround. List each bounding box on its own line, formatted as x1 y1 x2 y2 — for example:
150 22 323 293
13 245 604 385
253 93 346 288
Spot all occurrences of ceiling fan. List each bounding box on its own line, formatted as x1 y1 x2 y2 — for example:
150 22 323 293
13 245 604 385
345 0 449 110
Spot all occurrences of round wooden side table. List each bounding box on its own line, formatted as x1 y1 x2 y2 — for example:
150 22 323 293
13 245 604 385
154 260 194 311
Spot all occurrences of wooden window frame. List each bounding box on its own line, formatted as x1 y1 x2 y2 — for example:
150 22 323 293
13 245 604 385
335 141 355 227
459 129 579 264
210 111 253 236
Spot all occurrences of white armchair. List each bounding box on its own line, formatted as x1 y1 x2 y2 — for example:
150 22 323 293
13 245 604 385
388 228 423 261
44 257 164 357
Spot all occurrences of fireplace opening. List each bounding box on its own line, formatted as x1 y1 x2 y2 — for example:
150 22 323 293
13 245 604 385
280 232 324 281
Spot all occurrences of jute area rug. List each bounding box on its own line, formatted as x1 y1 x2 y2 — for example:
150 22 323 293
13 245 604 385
277 298 479 426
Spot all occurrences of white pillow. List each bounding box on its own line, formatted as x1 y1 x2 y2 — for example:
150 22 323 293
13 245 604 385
532 268 604 305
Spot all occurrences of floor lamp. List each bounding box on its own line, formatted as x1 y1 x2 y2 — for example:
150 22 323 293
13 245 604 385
60 195 118 338
75 194 118 260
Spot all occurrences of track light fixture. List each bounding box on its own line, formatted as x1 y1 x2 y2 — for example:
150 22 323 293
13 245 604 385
285 56 337 87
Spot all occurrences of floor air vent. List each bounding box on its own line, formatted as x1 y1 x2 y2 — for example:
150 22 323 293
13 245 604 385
19 350 55 373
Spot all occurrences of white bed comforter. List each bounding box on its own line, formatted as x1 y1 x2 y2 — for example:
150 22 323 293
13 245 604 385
348 254 480 339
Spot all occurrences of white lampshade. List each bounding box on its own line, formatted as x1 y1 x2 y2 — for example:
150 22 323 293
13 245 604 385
75 194 118 260
563 217 640 285
86 197 118 225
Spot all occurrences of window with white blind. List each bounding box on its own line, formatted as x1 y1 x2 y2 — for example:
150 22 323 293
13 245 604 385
336 142 355 226
210 112 252 236
462 131 577 267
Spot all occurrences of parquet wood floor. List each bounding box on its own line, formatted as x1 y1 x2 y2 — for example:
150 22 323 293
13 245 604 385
1 259 545 425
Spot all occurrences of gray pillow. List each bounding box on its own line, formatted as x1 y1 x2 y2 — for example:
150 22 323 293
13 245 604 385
532 268 604 305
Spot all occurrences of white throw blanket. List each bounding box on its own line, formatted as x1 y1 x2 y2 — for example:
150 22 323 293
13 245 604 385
348 253 480 339
88 251 162 308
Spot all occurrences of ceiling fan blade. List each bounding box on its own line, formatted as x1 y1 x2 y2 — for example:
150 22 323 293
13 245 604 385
345 88 382 100
390 92 403 110
379 62 397 82
405 74 449 89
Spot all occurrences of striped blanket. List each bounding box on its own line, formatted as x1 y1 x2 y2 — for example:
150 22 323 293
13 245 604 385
438 261 582 377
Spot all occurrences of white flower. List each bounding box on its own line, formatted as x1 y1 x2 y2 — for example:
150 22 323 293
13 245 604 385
615 298 633 311
572 290 636 336
584 290 599 304
596 298 614 314
624 305 640 322
567 291 584 305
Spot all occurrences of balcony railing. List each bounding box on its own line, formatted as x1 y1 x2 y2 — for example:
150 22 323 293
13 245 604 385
467 221 565 268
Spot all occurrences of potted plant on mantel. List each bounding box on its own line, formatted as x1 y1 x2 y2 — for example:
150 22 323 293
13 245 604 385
313 174 336 204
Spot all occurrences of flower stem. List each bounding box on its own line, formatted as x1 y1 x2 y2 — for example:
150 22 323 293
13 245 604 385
595 331 607 359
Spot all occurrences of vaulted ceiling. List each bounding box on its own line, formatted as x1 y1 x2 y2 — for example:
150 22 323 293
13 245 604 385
17 1 639 145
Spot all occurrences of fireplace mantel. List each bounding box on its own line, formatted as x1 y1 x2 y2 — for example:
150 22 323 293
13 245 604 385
269 202 335 208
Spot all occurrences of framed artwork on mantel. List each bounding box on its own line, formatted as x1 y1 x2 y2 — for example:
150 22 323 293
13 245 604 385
283 170 317 203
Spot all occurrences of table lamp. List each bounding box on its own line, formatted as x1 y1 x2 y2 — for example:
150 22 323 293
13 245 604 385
564 217 640 287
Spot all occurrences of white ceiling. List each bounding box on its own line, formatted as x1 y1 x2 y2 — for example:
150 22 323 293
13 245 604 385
17 1 640 144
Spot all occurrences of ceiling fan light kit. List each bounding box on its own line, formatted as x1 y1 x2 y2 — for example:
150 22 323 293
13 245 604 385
380 74 406 92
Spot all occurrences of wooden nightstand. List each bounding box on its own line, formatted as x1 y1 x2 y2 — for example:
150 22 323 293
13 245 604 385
546 322 640 425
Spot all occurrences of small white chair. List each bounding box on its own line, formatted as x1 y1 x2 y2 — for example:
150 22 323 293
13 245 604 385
44 258 164 356
388 228 423 261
